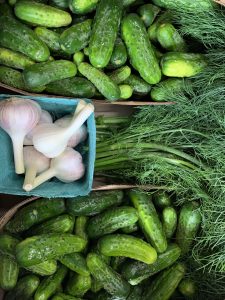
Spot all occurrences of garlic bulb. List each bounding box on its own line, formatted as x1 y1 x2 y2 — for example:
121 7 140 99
24 110 53 146
0 97 41 174
24 147 85 191
23 146 50 191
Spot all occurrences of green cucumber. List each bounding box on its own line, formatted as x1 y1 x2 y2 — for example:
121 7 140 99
176 201 202 255
34 27 61 52
0 48 34 70
60 253 90 276
161 52 207 77
122 243 181 285
52 293 82 300
178 278 197 298
14 1 72 27
34 265 68 300
66 191 124 216
0 253 19 290
122 13 161 84
7 0 17 6
162 207 177 239
87 207 138 239
87 252 130 297
123 74 151 95
119 84 133 100
0 16 50 62
4 275 40 300
74 216 88 252
109 66 131 84
26 260 57 276
69 0 99 14
121 223 138 234
137 4 160 27
45 77 96 98
60 19 92 54
151 0 214 12
122 0 137 6
49 0 69 9
147 11 172 42
73 52 85 66
0 234 19 254
89 0 123 68
27 214 75 235
23 59 77 88
154 191 172 209
98 234 157 264
108 38 128 70
78 62 120 101
16 234 87 267
5 198 65 234
83 47 89 56
151 78 184 102
65 273 91 297
128 190 167 253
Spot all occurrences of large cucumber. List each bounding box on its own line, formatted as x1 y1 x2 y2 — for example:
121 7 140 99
0 48 34 70
65 273 91 297
98 234 157 264
23 60 77 88
87 252 130 297
5 198 65 234
69 0 99 14
26 260 57 276
60 252 90 276
60 19 92 54
151 78 184 102
0 16 50 62
34 27 61 53
128 190 167 253
162 207 177 239
122 13 161 84
122 243 181 285
123 74 151 95
0 253 19 290
89 0 123 68
87 207 138 239
14 0 72 27
0 234 19 254
66 190 124 216
16 234 87 267
152 0 214 12
108 38 128 69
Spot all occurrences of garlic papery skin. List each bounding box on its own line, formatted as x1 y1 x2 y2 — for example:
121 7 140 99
0 97 41 174
25 147 85 191
54 116 87 148
23 146 50 191
24 110 53 146
32 103 94 158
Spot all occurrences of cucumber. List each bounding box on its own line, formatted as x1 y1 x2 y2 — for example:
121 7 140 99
26 260 57 276
0 253 19 290
161 52 207 77
16 234 87 267
143 263 185 300
127 286 143 300
60 19 92 54
119 84 133 100
91 278 103 293
147 11 172 42
87 252 130 297
154 191 172 209
23 59 77 88
4 275 40 300
67 191 124 216
49 0 69 9
34 265 68 300
108 38 128 70
122 13 161 84
122 243 181 285
98 234 157 264
128 190 167 253
27 214 75 235
89 0 123 68
123 0 137 6
151 0 214 12
123 74 151 95
178 278 196 298
157 23 187 52
137 4 160 27
8 0 17 6
176 201 202 255
87 207 138 239
83 47 89 56
5 198 65 234
65 273 91 297
151 78 184 102
69 0 99 14
0 48 34 70
60 253 90 276
0 234 19 254
14 1 72 27
73 52 85 66
109 66 131 85
162 207 177 239
52 293 82 300
78 63 121 101
74 216 88 252
34 27 61 53
45 77 96 98
121 223 138 234
0 16 50 62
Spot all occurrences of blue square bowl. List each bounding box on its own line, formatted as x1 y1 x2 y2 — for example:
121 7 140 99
0 94 96 198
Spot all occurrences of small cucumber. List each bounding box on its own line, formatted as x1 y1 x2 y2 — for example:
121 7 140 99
34 265 68 300
0 47 34 70
128 190 167 253
69 0 99 14
26 260 57 276
89 0 123 68
0 253 19 290
34 27 61 52
137 4 160 27
65 273 91 297
176 201 201 255
87 252 130 297
16 234 87 267
98 234 157 264
119 84 133 100
108 38 128 70
109 66 131 84
83 47 89 56
5 198 65 234
60 252 90 276
52 293 82 300
23 59 77 88
60 19 92 54
161 52 207 77
87 207 138 239
151 0 214 12
162 207 178 239
151 78 184 102
121 223 138 234
14 1 72 27
74 216 88 252
73 52 85 66
154 191 172 209
0 234 20 254
178 278 197 298
49 0 69 9
147 11 172 42
123 74 151 95
122 243 181 285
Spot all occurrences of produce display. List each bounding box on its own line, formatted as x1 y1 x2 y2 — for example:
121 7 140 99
0 0 208 101
0 189 201 299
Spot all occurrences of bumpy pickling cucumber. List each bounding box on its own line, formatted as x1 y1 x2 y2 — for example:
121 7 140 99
0 253 19 290
137 4 160 27
34 27 61 53
109 66 131 84
152 0 214 12
0 48 34 70
65 273 91 297
0 234 19 254
108 38 128 69
123 74 151 95
69 0 99 14
154 191 172 209
26 260 57 276
162 207 177 239
60 252 90 276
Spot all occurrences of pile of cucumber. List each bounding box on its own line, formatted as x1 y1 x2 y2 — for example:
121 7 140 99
0 0 207 101
0 189 201 299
